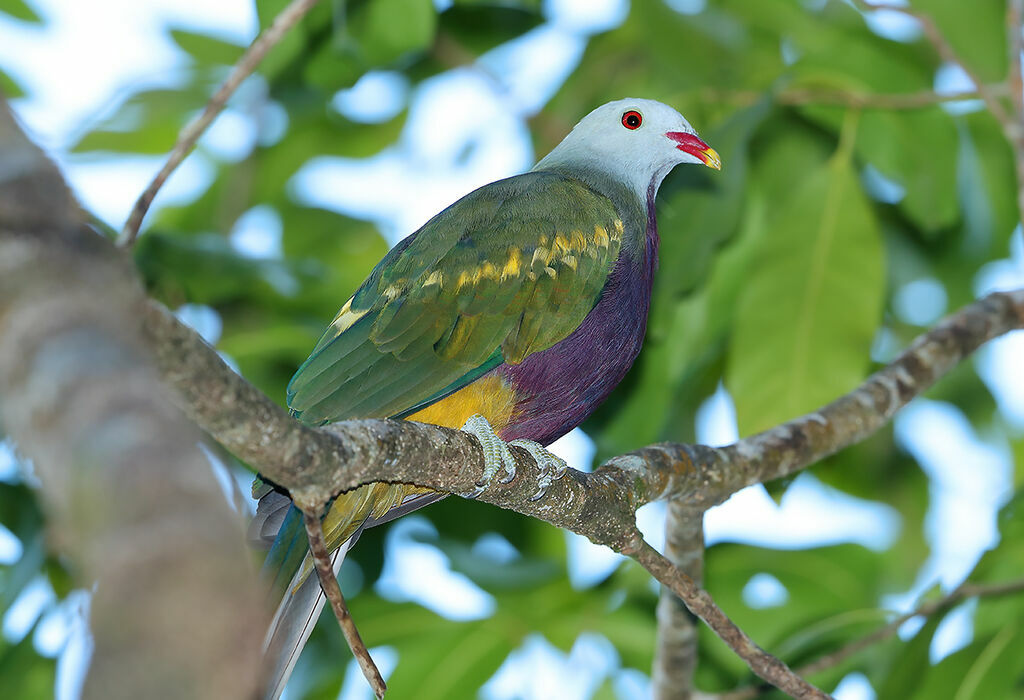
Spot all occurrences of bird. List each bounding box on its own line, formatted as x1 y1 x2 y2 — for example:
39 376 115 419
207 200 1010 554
249 97 721 698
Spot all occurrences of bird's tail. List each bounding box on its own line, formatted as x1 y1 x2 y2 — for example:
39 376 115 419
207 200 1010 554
252 486 447 700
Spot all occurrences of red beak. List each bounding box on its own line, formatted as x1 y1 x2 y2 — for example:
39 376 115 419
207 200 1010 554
666 132 722 170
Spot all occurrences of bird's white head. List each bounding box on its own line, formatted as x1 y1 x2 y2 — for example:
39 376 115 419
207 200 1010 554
534 98 721 198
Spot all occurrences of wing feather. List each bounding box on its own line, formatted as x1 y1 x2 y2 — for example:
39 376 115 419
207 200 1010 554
287 171 624 424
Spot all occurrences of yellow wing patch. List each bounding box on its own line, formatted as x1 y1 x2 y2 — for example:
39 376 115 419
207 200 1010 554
501 247 523 278
453 248 528 291
330 298 368 334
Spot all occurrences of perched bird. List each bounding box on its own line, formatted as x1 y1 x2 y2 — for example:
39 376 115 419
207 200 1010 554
250 98 721 698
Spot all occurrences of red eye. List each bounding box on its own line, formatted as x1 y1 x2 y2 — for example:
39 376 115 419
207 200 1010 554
621 110 642 129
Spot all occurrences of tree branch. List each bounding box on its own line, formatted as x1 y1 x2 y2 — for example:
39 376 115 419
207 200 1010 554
141 288 1024 525
117 0 322 247
855 0 1024 224
700 85 1009 111
0 102 267 699
719 577 1024 700
854 1 1012 125
301 510 386 699
138 286 1023 696
653 501 706 700
627 539 830 700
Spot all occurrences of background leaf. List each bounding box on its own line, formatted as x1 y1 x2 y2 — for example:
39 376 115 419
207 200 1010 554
727 126 884 435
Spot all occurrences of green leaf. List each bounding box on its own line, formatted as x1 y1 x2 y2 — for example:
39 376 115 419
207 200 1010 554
413 532 561 591
911 626 1024 700
0 0 42 23
350 0 437 63
0 625 56 700
300 0 438 92
860 109 960 233
910 0 1008 83
0 67 26 98
385 623 513 700
0 482 47 616
797 104 960 234
727 129 884 436
958 111 1020 259
877 608 945 699
169 27 246 66
438 4 543 55
71 86 212 154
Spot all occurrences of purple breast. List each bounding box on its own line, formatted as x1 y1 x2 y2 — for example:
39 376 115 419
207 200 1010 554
497 195 659 445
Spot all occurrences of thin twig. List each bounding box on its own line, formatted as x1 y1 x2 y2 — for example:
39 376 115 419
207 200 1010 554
1009 0 1024 121
854 1 1012 125
626 537 832 700
719 577 1024 700
301 510 386 699
117 0 322 247
777 86 1001 109
1007 0 1024 225
856 0 1024 224
799 578 1024 676
700 85 1006 111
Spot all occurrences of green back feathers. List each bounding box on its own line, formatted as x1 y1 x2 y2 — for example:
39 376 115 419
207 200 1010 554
287 171 627 425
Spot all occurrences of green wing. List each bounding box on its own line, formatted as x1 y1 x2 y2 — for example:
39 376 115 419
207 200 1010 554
286 171 626 425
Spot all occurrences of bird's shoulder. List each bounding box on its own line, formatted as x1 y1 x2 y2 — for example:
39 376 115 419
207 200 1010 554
328 170 626 342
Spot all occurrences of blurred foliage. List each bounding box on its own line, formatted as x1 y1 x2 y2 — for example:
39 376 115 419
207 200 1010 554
2 0 1024 698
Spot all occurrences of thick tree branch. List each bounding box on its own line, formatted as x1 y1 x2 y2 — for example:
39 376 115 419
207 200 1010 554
653 501 706 700
142 288 1024 526
0 103 267 699
140 286 1022 697
118 0 322 246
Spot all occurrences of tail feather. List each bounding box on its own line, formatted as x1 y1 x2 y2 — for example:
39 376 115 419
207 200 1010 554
261 538 351 700
256 490 448 699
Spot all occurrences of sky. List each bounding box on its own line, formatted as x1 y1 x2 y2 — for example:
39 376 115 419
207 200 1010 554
1 1 1023 699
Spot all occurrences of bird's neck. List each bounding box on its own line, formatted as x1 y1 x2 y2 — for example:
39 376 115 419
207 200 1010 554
642 180 661 276
536 162 658 263
534 143 675 202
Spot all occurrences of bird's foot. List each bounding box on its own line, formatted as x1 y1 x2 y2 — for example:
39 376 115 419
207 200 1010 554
508 439 568 502
461 414 518 499
460 415 569 500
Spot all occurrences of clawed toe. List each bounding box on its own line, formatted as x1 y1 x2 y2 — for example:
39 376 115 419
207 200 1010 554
461 414 517 498
509 439 568 502
460 416 569 501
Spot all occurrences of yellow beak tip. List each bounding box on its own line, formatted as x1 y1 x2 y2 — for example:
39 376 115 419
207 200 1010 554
702 148 722 170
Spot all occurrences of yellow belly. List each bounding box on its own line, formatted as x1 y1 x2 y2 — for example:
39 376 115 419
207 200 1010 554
306 372 519 584
405 373 518 432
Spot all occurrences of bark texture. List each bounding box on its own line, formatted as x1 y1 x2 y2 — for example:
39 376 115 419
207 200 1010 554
142 288 1024 548
0 104 267 700
653 501 706 700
